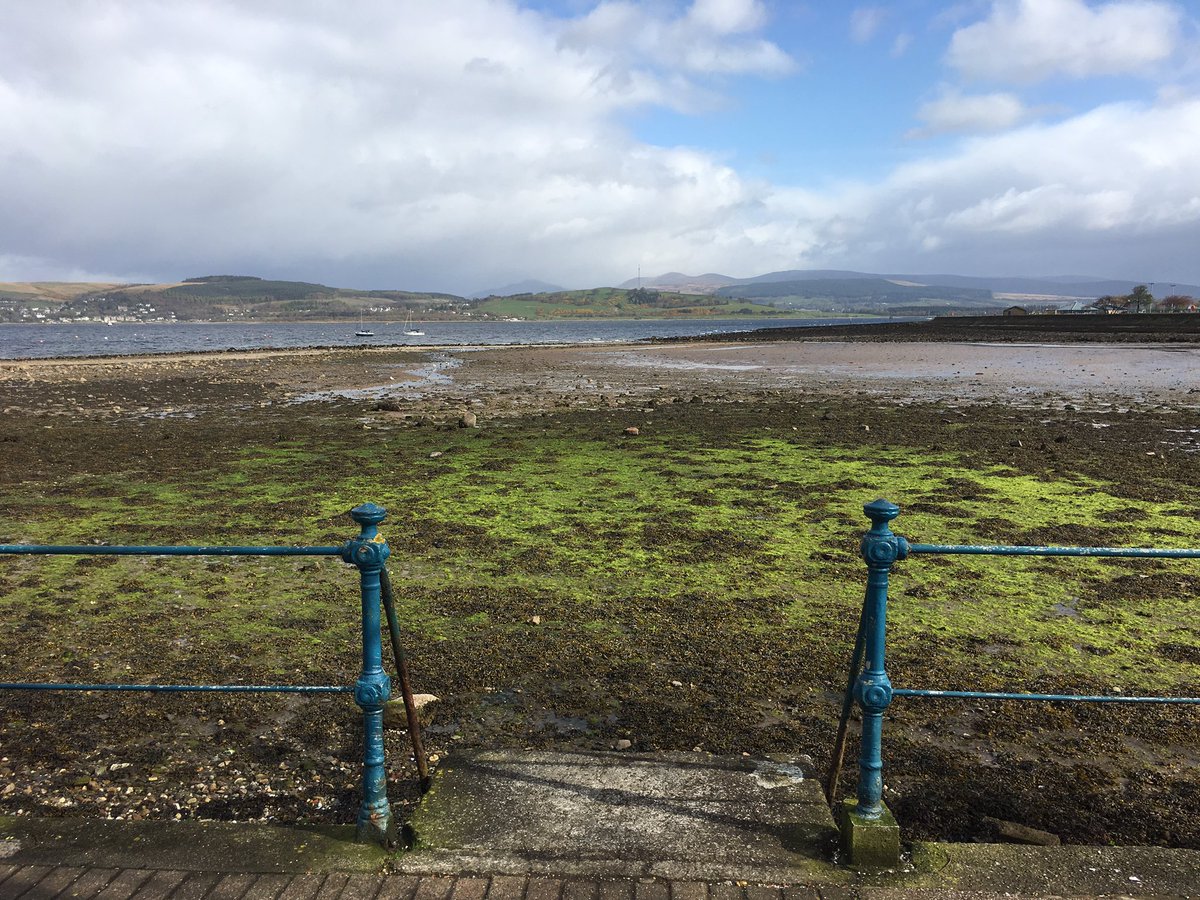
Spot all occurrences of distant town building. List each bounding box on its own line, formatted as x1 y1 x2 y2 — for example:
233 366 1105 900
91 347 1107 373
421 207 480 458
1056 300 1099 315
1003 305 1028 316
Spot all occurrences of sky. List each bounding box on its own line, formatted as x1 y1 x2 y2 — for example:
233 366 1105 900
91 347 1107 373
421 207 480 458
1 0 1199 295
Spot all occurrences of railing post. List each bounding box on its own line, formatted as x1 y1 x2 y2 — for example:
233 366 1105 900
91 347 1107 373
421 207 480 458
836 498 907 868
343 502 398 848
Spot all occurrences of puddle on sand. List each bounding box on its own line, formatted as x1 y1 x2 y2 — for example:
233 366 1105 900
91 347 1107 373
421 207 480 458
1163 427 1200 453
604 352 763 373
288 355 460 403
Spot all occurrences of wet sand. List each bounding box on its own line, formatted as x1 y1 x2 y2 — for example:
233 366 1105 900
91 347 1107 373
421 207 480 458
452 340 1200 408
8 339 1196 417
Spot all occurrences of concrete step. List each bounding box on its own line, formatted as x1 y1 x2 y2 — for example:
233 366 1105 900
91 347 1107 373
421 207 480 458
400 750 841 883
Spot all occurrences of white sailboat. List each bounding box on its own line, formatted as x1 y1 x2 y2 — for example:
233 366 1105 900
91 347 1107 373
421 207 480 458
403 312 424 336
355 310 374 337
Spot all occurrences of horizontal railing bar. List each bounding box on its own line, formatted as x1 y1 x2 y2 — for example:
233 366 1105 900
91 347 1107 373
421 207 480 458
0 682 352 693
0 544 346 557
907 543 1200 559
894 688 1200 704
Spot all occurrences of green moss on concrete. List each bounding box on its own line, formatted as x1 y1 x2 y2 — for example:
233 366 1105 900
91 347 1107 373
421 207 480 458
836 798 901 869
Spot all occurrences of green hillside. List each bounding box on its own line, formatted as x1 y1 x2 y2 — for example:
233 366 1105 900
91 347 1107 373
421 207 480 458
0 276 465 323
473 287 817 319
717 277 998 312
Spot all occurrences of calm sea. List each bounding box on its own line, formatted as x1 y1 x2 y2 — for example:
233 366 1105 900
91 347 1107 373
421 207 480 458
0 317 894 360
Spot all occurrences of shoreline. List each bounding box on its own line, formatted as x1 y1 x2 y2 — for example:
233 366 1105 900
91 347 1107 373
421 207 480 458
1 333 1198 847
4 339 1199 424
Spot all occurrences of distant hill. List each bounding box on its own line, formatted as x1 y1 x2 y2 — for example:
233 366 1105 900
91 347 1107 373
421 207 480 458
471 286 811 320
5 269 1197 324
0 276 466 323
717 277 997 313
471 279 566 299
624 269 1200 311
616 272 738 292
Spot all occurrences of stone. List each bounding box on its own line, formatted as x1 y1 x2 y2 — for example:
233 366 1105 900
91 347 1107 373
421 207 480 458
836 798 901 869
383 693 440 729
983 816 1061 846
614 739 632 751
374 400 402 412
429 451 443 458
460 412 478 428
624 426 639 435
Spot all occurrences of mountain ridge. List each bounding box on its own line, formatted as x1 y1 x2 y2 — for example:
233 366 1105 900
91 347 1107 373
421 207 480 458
618 269 1200 299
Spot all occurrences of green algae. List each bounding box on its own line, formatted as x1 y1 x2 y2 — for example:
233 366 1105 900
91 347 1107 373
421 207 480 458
1 401 1198 700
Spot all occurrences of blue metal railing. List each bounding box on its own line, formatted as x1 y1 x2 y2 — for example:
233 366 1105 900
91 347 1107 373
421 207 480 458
829 499 1200 824
0 502 421 847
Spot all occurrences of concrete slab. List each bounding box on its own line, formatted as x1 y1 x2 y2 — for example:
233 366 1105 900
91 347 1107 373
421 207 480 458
894 841 1200 897
0 816 387 874
401 750 841 882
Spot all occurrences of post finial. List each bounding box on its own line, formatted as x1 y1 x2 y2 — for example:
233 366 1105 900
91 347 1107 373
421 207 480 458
863 498 900 527
350 502 388 527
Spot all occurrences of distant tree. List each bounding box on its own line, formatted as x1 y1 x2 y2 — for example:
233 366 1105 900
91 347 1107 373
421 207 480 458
627 287 660 305
1159 294 1197 312
1128 284 1153 313
1091 295 1127 312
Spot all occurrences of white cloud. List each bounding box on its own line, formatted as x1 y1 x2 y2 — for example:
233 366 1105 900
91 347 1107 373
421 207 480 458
0 1 790 292
688 0 767 34
769 96 1200 276
912 89 1031 135
850 7 886 44
947 0 1182 82
2 2 1200 290
561 0 794 79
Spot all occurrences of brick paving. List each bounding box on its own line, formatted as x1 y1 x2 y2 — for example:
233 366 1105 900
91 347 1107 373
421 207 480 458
0 866 861 900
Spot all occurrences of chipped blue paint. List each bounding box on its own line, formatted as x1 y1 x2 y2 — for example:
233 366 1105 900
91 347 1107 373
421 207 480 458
0 506 400 847
0 544 344 556
342 502 397 848
0 682 350 693
894 689 1200 703
909 543 1200 559
846 499 1200 829
853 499 908 820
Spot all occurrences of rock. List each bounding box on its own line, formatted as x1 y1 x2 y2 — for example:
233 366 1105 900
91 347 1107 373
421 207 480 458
383 693 440 729
983 816 1061 846
460 412 478 428
624 426 640 436
529 615 542 625
374 400 402 412
429 451 443 458
614 739 633 751
669 679 684 688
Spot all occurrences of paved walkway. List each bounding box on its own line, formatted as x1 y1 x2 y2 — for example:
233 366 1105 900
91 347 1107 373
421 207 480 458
5 748 1200 898
2 868 859 900
11 865 1156 900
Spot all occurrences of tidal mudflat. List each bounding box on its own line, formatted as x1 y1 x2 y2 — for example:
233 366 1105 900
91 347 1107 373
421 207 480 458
1 339 1197 847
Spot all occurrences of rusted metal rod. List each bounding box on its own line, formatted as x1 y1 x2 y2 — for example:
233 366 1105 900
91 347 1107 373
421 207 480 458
380 567 431 792
825 599 868 805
